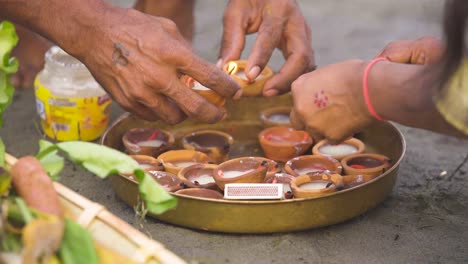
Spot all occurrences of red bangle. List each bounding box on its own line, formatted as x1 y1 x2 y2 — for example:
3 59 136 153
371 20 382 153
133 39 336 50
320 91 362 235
363 57 387 121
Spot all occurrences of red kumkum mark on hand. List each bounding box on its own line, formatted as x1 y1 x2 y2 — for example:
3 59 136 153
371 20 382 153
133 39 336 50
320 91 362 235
313 90 329 108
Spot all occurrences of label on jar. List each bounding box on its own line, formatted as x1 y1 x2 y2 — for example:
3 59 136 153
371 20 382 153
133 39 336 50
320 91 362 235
34 79 112 141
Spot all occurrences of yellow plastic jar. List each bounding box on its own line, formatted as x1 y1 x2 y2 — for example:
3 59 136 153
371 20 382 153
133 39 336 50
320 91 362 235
34 46 112 141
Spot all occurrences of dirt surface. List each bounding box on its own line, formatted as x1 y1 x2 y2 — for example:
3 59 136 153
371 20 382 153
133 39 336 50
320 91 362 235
2 0 468 263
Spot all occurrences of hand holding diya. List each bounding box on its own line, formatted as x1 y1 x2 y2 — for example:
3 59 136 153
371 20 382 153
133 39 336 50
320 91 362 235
223 60 273 97
182 75 226 107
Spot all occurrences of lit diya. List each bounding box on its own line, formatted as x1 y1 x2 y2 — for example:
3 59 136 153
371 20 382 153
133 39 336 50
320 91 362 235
213 157 268 190
290 173 344 198
158 150 213 175
259 106 292 127
223 60 273 97
258 127 313 162
122 127 174 157
182 76 226 107
284 155 343 176
341 153 391 177
178 164 219 190
181 130 234 164
312 138 365 160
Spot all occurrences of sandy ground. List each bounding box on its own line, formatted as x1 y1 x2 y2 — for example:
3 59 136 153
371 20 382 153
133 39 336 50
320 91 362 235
2 0 468 263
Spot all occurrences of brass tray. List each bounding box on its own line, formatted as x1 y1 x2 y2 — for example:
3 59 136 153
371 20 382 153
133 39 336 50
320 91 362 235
101 94 406 233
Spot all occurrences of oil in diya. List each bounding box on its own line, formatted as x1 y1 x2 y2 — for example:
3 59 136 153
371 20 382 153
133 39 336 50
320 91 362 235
259 106 292 127
341 153 391 177
178 164 219 190
122 127 174 157
312 138 365 160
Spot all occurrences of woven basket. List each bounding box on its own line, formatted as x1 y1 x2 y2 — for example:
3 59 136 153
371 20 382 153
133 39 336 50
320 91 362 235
5 153 186 264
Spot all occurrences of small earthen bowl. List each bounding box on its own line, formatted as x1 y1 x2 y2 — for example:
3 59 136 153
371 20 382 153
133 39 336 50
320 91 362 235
130 155 164 172
175 188 224 199
181 130 234 164
122 127 174 157
146 170 184 192
258 127 313 162
158 150 213 175
223 60 274 97
342 174 376 189
259 106 292 127
213 157 268 190
254 157 282 178
178 164 219 190
341 153 391 177
312 138 365 160
290 173 344 198
284 155 343 176
264 173 296 198
182 76 226 107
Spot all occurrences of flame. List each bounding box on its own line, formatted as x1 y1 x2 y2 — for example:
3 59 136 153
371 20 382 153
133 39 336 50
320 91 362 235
227 61 238 75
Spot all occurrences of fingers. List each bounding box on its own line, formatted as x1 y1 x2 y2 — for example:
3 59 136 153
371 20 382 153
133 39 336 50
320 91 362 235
263 50 314 96
159 76 227 123
246 17 284 80
376 40 414 64
219 6 247 66
178 52 242 99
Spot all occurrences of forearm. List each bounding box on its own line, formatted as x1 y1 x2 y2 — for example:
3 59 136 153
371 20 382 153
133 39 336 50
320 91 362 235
368 61 466 137
0 0 111 57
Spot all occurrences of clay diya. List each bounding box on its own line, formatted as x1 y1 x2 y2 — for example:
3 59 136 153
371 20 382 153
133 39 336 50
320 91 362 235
284 155 343 176
130 155 164 171
341 153 391 177
178 164 219 190
181 130 234 164
175 188 224 199
290 173 344 198
122 127 174 157
264 173 296 199
182 76 226 107
312 138 365 160
157 150 213 175
253 157 281 178
259 106 292 127
342 174 376 189
258 127 313 162
213 157 268 190
146 170 184 192
223 60 274 97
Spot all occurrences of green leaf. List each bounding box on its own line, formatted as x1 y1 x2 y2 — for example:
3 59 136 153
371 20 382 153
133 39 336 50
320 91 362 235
36 140 64 181
0 137 5 167
15 197 33 224
0 21 18 129
57 141 139 177
134 169 177 214
58 219 99 264
0 21 19 74
56 141 177 214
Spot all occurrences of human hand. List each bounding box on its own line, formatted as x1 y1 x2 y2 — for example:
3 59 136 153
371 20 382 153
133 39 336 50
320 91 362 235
290 60 373 143
71 7 241 124
376 36 444 64
219 0 315 96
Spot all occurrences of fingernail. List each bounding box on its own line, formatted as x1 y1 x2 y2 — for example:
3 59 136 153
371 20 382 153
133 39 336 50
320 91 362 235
264 89 278 97
216 58 224 68
233 89 243 100
248 66 261 80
